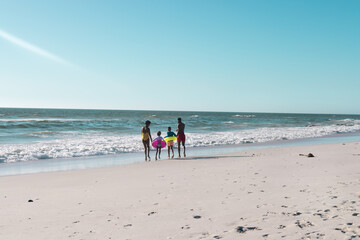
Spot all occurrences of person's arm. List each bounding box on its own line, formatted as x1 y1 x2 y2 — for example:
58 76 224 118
149 128 153 142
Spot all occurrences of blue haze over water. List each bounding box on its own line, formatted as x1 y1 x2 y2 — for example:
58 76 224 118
1 108 360 165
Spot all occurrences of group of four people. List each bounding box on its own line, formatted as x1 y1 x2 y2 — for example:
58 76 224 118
141 118 186 161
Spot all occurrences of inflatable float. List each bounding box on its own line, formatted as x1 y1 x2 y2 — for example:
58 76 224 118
152 139 166 148
164 136 177 143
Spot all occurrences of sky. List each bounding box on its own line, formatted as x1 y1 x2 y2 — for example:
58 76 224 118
0 0 359 114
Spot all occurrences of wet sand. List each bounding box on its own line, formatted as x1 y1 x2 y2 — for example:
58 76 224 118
0 142 359 239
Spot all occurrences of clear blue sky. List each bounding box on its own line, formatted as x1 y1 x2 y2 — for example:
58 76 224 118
0 0 359 114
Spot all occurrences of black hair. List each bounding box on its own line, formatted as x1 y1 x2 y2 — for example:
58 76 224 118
145 120 151 125
168 126 171 130
157 131 161 136
178 118 182 121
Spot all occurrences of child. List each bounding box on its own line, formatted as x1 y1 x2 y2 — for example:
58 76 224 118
153 131 164 160
165 127 177 159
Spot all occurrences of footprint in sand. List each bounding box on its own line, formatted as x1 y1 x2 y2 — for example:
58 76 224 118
181 225 190 229
313 209 331 221
295 220 314 229
278 225 286 229
301 232 325 239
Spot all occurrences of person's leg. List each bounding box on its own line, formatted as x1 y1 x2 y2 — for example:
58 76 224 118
146 141 151 160
178 142 181 158
159 148 161 159
155 148 158 160
146 140 151 161
171 146 174 158
168 146 170 158
142 140 147 161
182 141 186 157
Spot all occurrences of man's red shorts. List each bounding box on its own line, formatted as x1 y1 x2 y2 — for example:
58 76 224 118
177 133 186 143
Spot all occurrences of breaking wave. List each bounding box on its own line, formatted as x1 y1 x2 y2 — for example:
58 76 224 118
1 122 360 163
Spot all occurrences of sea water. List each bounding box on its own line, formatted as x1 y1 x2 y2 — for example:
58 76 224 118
1 108 360 173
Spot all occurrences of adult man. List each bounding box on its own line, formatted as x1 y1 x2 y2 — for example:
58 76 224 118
141 120 152 161
176 117 186 158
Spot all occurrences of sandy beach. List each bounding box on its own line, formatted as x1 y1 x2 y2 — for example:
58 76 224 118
2 1 360 239
1 142 360 240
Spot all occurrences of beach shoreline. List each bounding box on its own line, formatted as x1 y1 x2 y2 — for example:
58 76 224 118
2 108 360 165
1 142 359 239
1 132 360 177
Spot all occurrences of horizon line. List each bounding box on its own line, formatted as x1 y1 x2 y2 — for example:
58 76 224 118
0 106 358 116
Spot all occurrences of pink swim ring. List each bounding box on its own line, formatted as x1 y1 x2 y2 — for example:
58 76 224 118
152 140 166 148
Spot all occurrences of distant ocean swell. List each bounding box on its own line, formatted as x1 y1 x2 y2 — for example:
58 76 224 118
1 121 360 163
0 118 128 130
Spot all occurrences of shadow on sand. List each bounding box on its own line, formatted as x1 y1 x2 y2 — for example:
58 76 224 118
172 155 255 161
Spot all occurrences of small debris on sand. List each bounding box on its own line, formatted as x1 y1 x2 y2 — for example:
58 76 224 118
299 153 315 157
147 211 156 216
293 211 302 216
236 226 259 233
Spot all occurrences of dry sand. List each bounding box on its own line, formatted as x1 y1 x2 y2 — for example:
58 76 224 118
1 142 360 240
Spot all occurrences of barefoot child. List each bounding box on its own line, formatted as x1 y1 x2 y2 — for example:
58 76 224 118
165 127 177 159
153 131 164 160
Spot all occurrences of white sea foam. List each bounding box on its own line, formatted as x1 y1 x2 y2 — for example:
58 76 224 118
224 121 234 124
0 135 141 163
233 115 256 118
331 119 360 126
1 122 360 163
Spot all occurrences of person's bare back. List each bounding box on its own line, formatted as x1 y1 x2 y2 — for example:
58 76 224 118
177 122 185 134
176 118 186 158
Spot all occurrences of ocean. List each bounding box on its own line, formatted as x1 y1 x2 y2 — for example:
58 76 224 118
1 108 360 166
